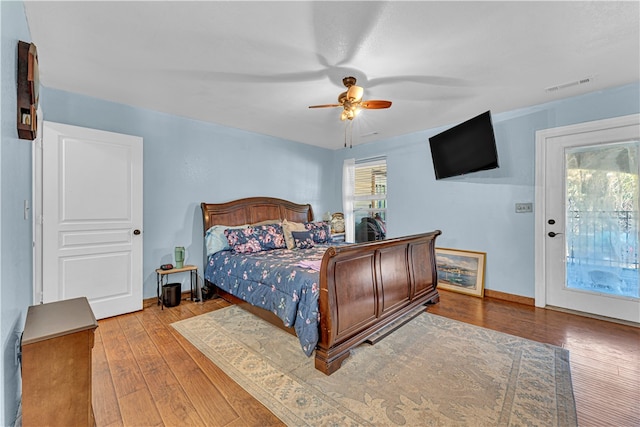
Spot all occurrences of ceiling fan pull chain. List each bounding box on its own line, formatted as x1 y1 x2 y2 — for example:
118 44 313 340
349 121 354 149
344 123 348 148
343 121 354 148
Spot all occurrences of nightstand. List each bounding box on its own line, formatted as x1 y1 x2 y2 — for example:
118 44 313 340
155 264 199 308
332 233 346 243
22 297 98 427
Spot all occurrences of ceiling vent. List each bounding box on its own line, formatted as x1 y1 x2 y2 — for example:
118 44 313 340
545 76 594 93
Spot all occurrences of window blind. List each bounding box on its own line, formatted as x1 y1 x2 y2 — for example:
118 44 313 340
354 158 387 219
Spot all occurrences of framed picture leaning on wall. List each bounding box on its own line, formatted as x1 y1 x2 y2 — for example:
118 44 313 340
435 248 486 297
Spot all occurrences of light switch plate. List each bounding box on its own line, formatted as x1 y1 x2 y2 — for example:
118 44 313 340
515 203 533 213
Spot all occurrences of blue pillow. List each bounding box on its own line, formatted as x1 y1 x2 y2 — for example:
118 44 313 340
304 221 331 243
225 223 286 254
291 230 315 249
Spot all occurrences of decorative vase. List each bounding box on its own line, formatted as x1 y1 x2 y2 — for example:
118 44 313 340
174 246 185 268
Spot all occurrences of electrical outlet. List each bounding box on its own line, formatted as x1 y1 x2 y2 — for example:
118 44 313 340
515 203 533 213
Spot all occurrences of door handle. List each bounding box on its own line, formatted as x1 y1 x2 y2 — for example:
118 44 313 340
548 231 563 237
133 229 141 235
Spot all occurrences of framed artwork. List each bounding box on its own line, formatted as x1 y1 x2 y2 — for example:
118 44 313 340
435 248 486 297
16 41 39 140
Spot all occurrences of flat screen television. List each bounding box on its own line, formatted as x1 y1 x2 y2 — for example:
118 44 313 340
428 110 499 179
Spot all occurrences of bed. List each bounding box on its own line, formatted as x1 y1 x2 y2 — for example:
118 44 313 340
201 197 441 375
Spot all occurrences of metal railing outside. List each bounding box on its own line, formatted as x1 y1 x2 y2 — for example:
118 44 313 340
566 210 639 298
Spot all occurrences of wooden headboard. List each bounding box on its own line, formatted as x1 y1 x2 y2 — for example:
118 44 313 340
201 197 314 233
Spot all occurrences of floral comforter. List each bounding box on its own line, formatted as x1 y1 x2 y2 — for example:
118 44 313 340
205 246 332 356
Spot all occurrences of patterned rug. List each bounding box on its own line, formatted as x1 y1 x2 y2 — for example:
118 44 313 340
172 305 577 426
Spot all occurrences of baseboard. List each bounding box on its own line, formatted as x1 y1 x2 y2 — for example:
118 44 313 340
145 290 537 307
145 290 536 308
143 297 156 308
143 291 193 309
483 289 535 306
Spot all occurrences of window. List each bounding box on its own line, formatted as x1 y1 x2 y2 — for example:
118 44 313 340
343 157 387 243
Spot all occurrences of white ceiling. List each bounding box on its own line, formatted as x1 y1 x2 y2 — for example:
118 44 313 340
24 1 640 150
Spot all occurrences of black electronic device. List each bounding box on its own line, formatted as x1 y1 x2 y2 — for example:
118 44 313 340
160 264 174 270
428 110 499 180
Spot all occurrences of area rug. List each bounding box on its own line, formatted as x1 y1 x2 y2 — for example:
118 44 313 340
172 306 577 426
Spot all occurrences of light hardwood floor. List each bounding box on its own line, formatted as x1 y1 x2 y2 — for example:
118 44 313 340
92 290 639 426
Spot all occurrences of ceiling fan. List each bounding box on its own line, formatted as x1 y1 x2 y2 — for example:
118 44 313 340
309 76 392 121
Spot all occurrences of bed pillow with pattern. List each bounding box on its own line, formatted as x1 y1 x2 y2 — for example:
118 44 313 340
205 224 250 256
225 224 286 254
291 230 315 249
282 219 307 249
304 221 332 243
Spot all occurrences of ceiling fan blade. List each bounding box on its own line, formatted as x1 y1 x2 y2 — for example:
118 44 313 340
360 100 392 109
308 104 342 109
312 2 388 67
158 69 329 84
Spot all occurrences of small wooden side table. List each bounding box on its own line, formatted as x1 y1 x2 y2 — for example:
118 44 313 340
155 264 199 308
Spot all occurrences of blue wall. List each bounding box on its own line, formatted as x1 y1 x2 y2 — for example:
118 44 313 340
29 80 640 304
41 88 336 300
35 78 640 303
1 2 34 425
332 82 640 298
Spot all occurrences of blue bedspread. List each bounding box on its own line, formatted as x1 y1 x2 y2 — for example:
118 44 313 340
205 246 332 356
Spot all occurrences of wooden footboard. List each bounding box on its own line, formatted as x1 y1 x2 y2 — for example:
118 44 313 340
315 230 441 374
201 198 441 375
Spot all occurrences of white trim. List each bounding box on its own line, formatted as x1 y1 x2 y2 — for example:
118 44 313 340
342 158 355 243
355 156 386 167
534 127 547 308
32 105 44 305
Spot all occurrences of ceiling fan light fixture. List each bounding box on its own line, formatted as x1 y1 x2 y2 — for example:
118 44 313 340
347 85 363 102
309 75 391 124
341 107 357 121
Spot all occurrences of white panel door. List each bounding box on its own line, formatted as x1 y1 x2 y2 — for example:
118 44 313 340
42 122 143 319
535 115 639 323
